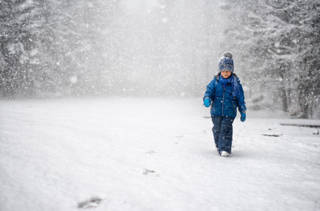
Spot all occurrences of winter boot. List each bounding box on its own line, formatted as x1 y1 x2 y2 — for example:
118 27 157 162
220 151 230 157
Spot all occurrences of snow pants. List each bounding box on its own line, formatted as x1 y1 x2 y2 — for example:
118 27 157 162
211 116 234 154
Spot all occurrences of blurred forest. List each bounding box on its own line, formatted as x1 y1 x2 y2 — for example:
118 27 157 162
0 0 319 118
223 0 320 118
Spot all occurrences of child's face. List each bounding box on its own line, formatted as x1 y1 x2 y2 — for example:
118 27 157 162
221 70 232 78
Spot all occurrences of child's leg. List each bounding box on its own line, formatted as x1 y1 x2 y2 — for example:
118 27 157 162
218 117 234 153
225 118 234 153
211 116 222 150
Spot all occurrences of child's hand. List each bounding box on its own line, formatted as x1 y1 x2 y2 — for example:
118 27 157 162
203 97 211 107
240 112 246 122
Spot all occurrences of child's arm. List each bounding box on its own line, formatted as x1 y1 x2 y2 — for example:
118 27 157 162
203 79 216 101
235 78 246 113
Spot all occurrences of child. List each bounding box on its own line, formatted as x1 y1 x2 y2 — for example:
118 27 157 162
203 52 246 157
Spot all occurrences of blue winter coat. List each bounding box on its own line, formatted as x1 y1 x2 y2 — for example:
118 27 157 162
203 73 246 118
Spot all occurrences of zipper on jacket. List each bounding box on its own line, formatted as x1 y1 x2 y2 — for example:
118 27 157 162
222 85 225 116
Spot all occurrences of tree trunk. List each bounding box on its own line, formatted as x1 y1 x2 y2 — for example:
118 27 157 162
281 87 288 112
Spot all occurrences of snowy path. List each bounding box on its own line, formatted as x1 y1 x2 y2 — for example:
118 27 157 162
0 98 320 211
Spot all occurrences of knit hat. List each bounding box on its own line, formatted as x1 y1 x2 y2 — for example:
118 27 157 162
218 52 234 72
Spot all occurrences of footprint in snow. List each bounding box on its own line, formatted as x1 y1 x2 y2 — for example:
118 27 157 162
143 168 157 175
78 196 103 209
262 134 282 137
146 150 156 154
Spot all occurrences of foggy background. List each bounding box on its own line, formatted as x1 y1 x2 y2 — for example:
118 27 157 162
0 0 319 118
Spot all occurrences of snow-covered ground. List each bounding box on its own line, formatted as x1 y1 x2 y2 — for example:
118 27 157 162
0 98 319 211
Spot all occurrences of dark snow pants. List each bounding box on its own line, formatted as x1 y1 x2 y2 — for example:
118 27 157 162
211 116 234 154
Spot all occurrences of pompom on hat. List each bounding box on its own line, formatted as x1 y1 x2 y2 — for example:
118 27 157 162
218 52 234 72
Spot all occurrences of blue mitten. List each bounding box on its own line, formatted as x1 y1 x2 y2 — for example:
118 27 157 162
240 112 246 122
203 98 211 107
